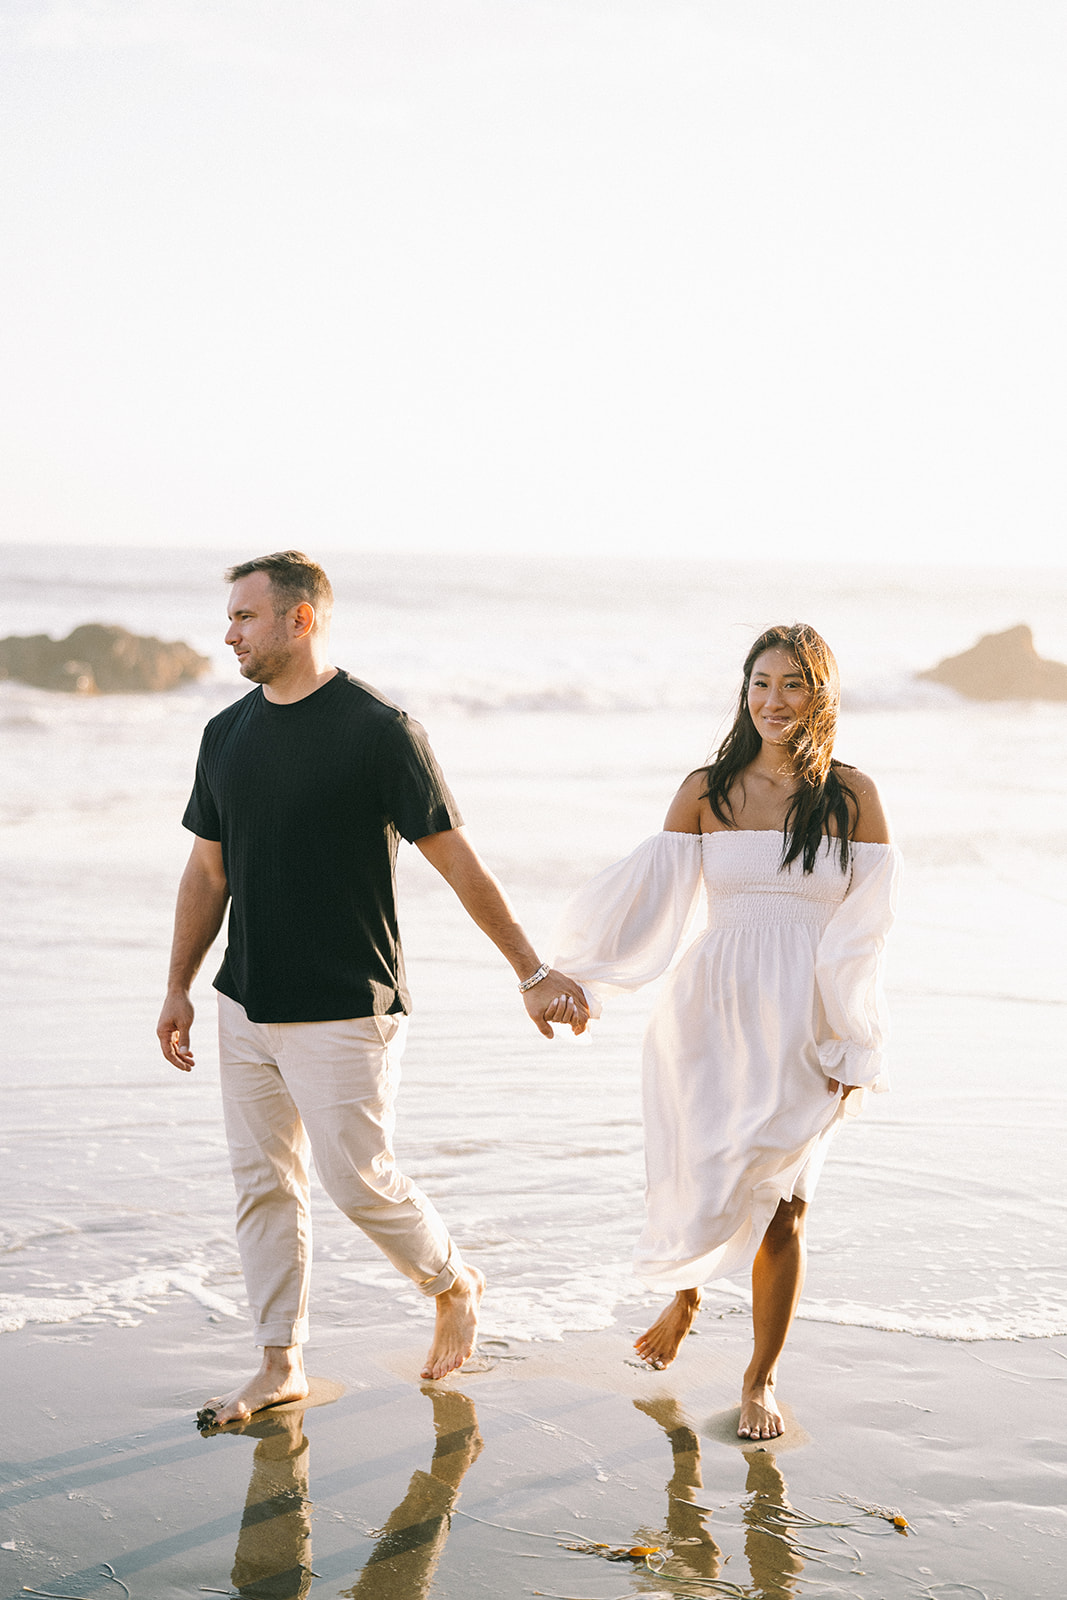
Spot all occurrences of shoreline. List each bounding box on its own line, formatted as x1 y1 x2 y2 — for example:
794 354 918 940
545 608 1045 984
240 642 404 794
3 1299 1065 1599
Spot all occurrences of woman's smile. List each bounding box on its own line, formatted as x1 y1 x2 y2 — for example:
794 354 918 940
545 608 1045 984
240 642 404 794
747 647 812 744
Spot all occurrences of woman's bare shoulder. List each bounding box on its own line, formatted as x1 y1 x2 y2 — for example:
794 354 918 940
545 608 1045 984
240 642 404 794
662 768 709 835
837 764 891 844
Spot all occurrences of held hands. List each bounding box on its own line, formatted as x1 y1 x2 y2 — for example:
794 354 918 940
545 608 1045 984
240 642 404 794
157 989 196 1071
522 969 590 1038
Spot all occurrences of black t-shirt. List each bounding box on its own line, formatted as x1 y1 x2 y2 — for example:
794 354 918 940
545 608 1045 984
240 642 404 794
182 671 463 1023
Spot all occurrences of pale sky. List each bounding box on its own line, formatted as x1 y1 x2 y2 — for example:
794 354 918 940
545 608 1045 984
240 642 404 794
1 0 1065 566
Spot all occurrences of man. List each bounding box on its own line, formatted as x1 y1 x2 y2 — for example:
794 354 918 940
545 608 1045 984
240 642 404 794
157 551 586 1424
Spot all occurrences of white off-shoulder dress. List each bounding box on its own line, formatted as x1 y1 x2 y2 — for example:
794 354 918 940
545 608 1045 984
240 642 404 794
554 830 900 1294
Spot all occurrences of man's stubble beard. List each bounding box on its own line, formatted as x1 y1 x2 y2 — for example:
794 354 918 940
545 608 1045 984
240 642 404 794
240 628 294 685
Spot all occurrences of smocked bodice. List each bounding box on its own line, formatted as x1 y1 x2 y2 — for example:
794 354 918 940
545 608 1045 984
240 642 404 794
701 831 850 930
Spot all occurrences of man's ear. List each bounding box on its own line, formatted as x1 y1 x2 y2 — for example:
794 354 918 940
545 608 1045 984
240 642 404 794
290 602 316 640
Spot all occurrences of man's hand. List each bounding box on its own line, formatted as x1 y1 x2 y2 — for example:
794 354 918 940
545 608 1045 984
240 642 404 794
158 837 228 1073
530 973 589 1039
157 989 196 1071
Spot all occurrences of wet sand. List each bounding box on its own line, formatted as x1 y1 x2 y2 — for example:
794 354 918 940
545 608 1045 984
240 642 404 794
2 1300 1065 1600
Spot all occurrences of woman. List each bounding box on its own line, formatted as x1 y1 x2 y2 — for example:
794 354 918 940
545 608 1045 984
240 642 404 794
548 624 899 1440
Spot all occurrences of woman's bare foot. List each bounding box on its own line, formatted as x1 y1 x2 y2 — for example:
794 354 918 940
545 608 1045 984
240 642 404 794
738 1379 784 1440
197 1344 310 1428
421 1265 486 1382
634 1288 701 1370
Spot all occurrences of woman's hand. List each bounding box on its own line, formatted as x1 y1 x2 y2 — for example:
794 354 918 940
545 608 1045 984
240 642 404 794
827 1078 856 1099
541 986 589 1035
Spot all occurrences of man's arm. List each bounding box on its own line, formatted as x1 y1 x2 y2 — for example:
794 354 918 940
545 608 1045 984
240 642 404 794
156 836 230 1071
415 827 587 1039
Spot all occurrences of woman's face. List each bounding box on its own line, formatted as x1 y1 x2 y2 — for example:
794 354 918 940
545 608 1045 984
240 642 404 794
746 648 813 745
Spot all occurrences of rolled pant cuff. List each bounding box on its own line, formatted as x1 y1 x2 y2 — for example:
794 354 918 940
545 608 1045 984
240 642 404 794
419 1253 461 1299
255 1316 310 1349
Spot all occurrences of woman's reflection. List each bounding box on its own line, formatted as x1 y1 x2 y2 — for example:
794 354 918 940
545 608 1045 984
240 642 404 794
632 1397 722 1582
633 1397 805 1596
741 1446 805 1599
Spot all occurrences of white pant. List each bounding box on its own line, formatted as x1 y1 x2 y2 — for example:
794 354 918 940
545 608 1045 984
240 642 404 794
217 994 460 1347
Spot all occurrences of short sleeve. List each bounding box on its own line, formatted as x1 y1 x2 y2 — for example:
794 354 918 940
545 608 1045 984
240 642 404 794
182 736 221 841
375 712 464 843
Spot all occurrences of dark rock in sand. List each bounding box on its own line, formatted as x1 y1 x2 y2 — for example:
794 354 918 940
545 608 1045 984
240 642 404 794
0 624 211 694
918 624 1067 702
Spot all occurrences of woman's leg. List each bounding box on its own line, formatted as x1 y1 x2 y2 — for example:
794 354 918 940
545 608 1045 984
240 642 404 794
739 1196 808 1439
634 1287 701 1369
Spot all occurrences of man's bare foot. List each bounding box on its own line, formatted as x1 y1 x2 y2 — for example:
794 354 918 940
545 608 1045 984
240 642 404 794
197 1344 310 1429
634 1288 701 1370
738 1379 784 1440
421 1265 485 1382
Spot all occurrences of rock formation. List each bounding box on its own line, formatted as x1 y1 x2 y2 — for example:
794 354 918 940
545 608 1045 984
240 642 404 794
0 623 211 693
918 624 1067 702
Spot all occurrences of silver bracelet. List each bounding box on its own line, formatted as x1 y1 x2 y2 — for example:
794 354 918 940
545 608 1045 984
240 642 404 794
518 962 550 993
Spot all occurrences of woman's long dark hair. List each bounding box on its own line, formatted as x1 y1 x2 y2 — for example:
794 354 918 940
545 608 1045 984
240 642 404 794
704 623 856 873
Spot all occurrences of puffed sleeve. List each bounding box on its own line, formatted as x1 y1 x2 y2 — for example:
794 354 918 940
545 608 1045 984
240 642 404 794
815 842 901 1094
553 831 704 1017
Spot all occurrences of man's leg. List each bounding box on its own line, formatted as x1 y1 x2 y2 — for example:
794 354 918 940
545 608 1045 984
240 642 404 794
275 1013 483 1381
202 996 314 1424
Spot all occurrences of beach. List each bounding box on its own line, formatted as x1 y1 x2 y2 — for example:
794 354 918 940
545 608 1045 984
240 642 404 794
3 1310 1066 1598
2 546 1067 1597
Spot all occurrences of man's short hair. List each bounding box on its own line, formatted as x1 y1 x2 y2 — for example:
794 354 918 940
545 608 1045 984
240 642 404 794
225 551 334 625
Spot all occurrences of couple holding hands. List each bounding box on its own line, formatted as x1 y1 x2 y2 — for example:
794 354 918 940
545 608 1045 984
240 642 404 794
157 551 897 1442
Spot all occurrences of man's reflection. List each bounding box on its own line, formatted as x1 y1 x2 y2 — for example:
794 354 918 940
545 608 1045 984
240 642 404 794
212 1388 482 1600
228 1408 313 1600
633 1397 804 1596
341 1388 482 1598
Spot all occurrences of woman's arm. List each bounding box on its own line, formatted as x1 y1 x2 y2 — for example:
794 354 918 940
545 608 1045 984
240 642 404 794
828 769 892 1096
816 837 900 1095
844 768 891 845
551 830 704 1012
662 769 706 834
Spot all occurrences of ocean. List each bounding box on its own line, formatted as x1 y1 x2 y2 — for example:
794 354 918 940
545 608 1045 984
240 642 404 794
2 543 1065 1355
